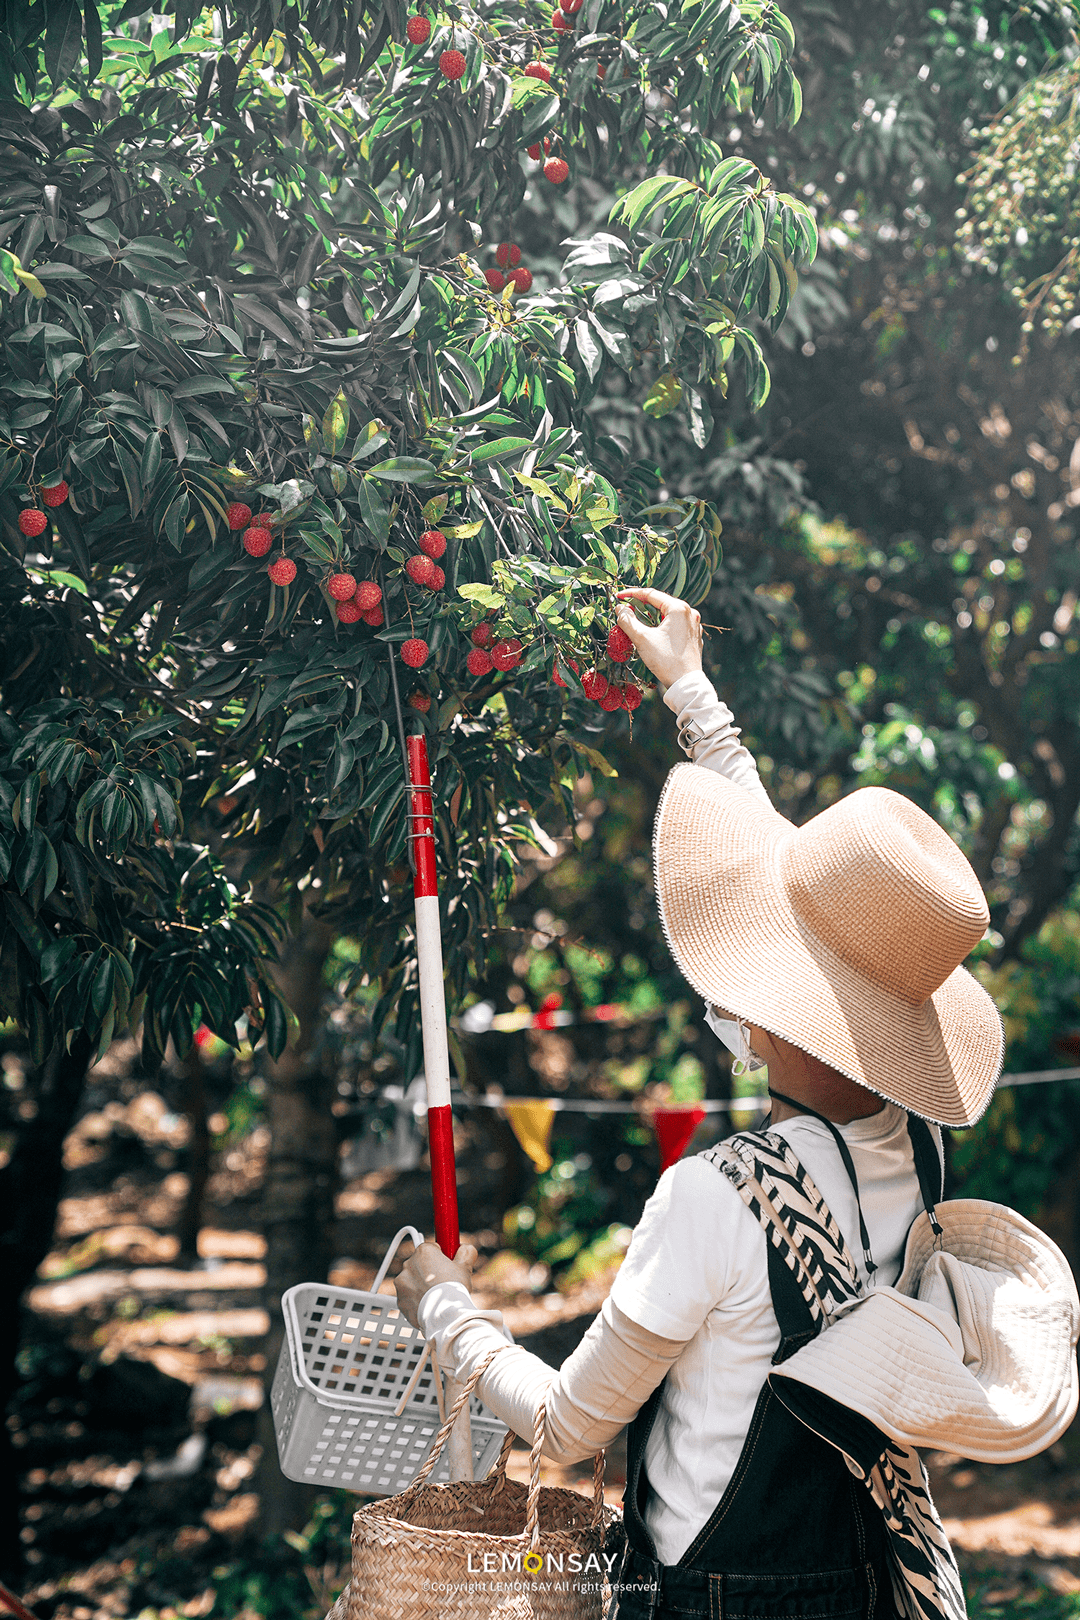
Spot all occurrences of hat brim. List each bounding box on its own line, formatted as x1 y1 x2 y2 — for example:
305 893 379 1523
771 1288 1079 1465
653 765 1004 1127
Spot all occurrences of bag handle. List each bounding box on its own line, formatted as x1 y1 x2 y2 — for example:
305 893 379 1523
372 1225 425 1293
524 1400 607 1549
410 1343 608 1541
411 1345 503 1487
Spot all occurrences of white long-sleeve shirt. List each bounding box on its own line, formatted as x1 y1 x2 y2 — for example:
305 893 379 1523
416 675 931 1564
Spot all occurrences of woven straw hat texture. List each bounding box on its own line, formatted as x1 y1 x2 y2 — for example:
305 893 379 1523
340 1350 616 1620
772 1200 1080 1463
653 766 1004 1126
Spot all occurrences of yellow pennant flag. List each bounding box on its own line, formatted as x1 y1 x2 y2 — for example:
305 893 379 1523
504 1101 556 1175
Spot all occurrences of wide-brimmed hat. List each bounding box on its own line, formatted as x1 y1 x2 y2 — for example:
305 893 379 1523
653 766 1004 1126
771 1200 1080 1464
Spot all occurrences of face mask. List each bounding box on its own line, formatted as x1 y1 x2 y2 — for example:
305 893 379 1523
704 1005 767 1075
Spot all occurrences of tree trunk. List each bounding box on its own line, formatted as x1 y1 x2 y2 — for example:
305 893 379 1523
254 912 338 1538
176 1043 210 1264
0 1030 94 1584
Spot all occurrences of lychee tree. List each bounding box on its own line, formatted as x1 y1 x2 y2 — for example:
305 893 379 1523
0 0 814 1080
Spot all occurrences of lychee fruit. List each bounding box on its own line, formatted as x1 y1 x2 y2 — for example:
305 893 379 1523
337 600 364 623
496 243 522 269
562 0 584 12
471 622 494 647
355 580 382 610
485 268 506 292
597 61 606 78
491 637 523 671
243 526 273 557
607 624 634 662
582 668 608 701
401 638 430 668
406 13 431 42
18 509 47 538
467 648 494 676
524 61 552 81
362 606 385 626
409 691 433 712
508 267 533 293
600 685 623 711
428 565 446 591
41 480 69 507
544 156 570 184
253 511 276 529
620 681 643 711
268 557 297 585
552 656 580 688
527 137 552 160
419 529 447 558
227 502 252 531
328 572 357 601
440 48 466 79
553 9 573 31
405 554 436 586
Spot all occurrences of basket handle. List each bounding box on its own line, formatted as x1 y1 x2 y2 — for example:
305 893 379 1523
412 1345 505 1487
524 1402 607 1550
409 1342 608 1543
372 1225 425 1294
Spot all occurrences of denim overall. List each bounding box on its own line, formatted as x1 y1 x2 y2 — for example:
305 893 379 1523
614 1103 944 1620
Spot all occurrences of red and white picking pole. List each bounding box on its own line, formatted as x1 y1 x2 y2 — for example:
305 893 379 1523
405 734 460 1258
404 731 472 1479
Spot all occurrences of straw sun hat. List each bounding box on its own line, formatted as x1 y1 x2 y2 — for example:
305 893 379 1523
653 766 1004 1127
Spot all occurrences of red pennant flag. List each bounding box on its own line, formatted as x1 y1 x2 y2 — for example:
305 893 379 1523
653 1107 707 1173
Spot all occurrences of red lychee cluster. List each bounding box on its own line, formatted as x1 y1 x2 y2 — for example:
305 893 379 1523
464 625 524 678
404 534 446 592
325 574 384 626
485 244 533 295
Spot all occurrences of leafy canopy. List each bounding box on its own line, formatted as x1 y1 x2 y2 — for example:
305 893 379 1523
0 0 813 1070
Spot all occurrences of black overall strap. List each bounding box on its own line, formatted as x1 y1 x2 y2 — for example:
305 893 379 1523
906 1112 946 1237
767 1089 878 1279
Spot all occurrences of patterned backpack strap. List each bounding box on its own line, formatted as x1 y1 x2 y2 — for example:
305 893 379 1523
865 1442 967 1620
700 1130 863 1327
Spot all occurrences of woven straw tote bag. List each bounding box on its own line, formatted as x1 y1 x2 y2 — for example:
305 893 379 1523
330 1347 619 1620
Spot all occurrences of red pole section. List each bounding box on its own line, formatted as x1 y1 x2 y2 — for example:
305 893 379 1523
406 735 460 1259
0 1584 38 1620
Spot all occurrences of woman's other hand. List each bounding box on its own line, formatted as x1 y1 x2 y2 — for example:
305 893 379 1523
394 1240 478 1328
615 588 704 689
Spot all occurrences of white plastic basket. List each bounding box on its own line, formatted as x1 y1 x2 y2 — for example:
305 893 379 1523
270 1225 508 1496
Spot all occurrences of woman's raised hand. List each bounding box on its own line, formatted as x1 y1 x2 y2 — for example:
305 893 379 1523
615 588 704 689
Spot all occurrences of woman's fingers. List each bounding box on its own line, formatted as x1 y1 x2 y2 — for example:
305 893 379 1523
616 587 687 617
611 589 705 686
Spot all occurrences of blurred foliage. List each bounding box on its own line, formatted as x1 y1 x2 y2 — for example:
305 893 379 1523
956 909 1080 1214
959 37 1080 346
620 0 1080 967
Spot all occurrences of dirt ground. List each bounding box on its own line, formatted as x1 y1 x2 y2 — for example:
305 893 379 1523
8 1050 1080 1620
